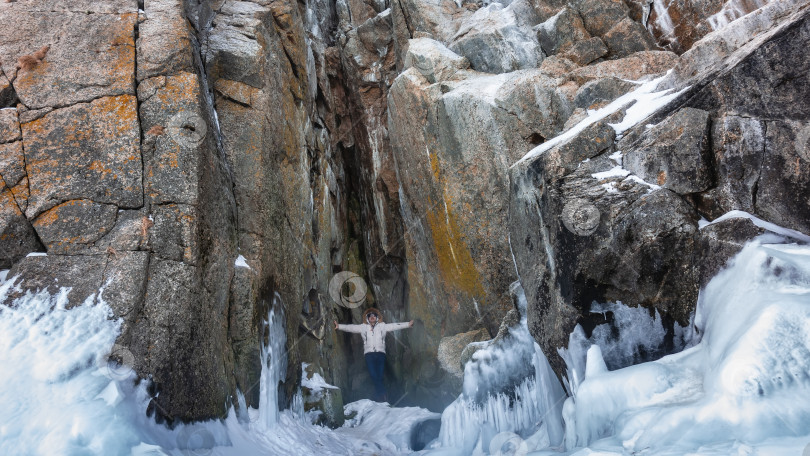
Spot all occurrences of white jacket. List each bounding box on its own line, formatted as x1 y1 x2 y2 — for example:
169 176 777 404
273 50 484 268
337 321 410 354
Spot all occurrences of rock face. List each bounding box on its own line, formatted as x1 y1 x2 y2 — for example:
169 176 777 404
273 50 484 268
0 0 238 422
0 0 803 426
509 1 810 378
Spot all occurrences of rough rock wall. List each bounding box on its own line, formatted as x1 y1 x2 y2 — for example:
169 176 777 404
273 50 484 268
384 0 674 405
509 0 810 378
633 0 775 54
1 0 802 424
0 0 238 422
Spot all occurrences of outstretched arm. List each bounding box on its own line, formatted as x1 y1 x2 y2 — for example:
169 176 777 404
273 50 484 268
334 320 365 333
385 320 414 331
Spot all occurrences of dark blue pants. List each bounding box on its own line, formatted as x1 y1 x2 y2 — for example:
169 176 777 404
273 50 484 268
365 352 386 401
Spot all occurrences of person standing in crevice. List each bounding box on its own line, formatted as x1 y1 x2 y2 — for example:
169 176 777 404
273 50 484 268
334 307 414 402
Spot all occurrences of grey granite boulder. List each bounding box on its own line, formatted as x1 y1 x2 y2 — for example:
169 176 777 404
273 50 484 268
404 38 470 83
621 107 712 194
560 36 608 66
602 17 659 57
536 7 590 56
574 77 638 110
450 2 544 74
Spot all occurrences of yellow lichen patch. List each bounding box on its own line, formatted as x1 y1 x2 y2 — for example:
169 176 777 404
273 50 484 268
105 13 137 89
88 160 114 176
32 202 64 228
426 195 486 303
425 150 485 302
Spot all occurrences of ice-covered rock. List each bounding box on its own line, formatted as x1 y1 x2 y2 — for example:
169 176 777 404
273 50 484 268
404 37 470 83
449 1 544 74
564 241 810 452
510 1 810 382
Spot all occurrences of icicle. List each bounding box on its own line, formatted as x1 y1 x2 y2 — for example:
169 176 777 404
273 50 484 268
584 345 608 379
257 293 287 430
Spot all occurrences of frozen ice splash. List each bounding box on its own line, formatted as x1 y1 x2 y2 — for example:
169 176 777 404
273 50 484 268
562 241 810 453
0 275 436 456
0 278 147 455
435 284 567 454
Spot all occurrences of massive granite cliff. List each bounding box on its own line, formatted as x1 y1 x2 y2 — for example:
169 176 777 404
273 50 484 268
0 0 806 424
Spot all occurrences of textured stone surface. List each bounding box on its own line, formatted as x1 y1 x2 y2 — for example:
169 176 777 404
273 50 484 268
450 1 544 74
756 119 810 233
696 217 765 288
32 199 119 254
644 0 729 53
572 0 629 37
0 0 806 428
510 147 701 375
128 258 229 422
136 0 195 81
0 183 42 269
0 108 20 143
437 327 491 378
0 4 136 110
0 141 27 212
390 68 539 344
574 77 638 110
561 36 608 66
149 203 199 265
509 2 810 381
661 0 807 90
696 115 764 218
602 17 659 57
395 0 465 43
569 50 678 84
404 38 470 83
138 73 203 206
0 72 15 107
21 95 142 218
671 3 810 233
621 107 712 194
5 254 105 301
536 7 590 56
101 250 150 337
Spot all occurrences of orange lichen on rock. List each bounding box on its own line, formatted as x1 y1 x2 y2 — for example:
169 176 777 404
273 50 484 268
426 196 486 303
425 152 485 303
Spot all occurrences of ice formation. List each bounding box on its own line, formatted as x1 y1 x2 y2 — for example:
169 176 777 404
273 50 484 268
434 284 567 454
0 274 441 455
560 300 696 394
563 240 810 453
